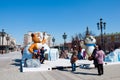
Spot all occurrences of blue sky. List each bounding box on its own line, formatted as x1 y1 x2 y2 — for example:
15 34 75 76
0 0 120 45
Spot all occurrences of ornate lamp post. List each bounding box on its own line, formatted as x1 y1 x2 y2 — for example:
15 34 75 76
6 34 10 53
62 32 67 50
52 37 55 46
97 18 106 51
1 29 5 54
104 32 106 52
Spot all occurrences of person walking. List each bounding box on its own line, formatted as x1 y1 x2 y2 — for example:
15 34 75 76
95 45 105 75
70 50 78 71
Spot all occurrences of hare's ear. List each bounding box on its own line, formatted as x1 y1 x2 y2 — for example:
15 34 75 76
31 33 35 37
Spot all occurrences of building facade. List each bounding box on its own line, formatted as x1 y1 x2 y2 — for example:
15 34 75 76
0 32 16 53
60 32 120 53
95 32 120 52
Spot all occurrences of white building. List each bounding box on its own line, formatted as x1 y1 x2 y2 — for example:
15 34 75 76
23 32 33 46
0 31 16 53
0 32 16 46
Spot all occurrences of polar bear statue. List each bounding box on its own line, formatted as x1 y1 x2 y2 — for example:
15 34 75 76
80 35 96 59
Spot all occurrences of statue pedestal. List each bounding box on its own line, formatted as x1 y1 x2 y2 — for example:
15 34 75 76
21 64 52 72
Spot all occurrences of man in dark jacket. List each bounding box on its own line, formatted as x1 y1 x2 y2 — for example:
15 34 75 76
40 47 47 64
91 45 99 68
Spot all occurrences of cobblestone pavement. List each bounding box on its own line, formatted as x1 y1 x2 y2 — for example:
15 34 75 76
0 51 120 80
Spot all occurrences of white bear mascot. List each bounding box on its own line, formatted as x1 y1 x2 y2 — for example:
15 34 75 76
80 35 96 59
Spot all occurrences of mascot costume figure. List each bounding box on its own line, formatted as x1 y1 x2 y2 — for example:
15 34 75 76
80 35 96 59
28 32 48 59
21 32 49 67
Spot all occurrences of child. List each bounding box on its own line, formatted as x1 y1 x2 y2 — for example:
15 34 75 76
83 51 86 59
33 49 41 59
70 50 78 71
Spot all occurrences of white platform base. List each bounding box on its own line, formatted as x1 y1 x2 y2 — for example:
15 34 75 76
21 59 98 72
22 59 120 72
22 64 52 72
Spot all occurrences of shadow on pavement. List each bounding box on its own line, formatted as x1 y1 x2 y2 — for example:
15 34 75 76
56 67 98 76
72 71 98 76
11 59 22 72
11 59 21 66
53 66 72 72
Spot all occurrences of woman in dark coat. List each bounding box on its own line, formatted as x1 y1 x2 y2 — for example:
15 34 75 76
91 45 99 68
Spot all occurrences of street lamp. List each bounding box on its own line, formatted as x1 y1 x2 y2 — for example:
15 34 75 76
1 29 5 54
62 32 67 50
97 18 106 51
52 37 55 46
104 32 106 52
6 34 10 53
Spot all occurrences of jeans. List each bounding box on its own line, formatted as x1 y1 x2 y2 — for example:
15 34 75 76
40 54 45 64
71 63 76 71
